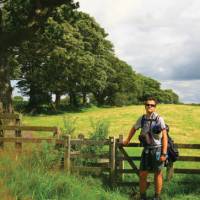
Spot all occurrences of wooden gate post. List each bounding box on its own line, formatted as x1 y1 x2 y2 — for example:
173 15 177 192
166 162 174 182
15 117 22 152
118 134 124 182
0 102 3 113
0 104 4 149
0 118 4 149
109 136 116 186
64 135 71 173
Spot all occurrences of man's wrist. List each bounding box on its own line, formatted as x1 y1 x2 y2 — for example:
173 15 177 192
161 153 167 156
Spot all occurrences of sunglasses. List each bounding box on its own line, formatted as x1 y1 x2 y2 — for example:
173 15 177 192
145 104 156 107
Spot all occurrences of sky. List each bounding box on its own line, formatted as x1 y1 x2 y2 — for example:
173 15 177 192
78 0 200 103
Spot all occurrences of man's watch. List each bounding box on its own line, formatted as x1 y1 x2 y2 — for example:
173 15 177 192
161 153 167 157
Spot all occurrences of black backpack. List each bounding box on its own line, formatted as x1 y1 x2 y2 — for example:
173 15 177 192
165 125 179 163
140 115 179 163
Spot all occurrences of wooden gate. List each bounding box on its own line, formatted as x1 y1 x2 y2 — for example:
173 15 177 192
114 135 200 187
115 136 141 186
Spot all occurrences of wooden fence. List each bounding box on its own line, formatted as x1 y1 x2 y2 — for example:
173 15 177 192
0 113 199 187
0 132 199 186
115 136 200 186
0 113 21 149
0 113 60 151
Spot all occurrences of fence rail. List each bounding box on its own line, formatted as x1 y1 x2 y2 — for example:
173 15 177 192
0 125 60 133
115 140 200 186
0 117 199 187
0 113 20 120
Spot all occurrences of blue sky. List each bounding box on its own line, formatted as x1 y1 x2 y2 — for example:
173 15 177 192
78 0 200 103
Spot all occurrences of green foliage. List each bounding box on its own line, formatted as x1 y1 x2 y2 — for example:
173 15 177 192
136 74 179 104
62 116 77 136
89 119 110 141
13 96 27 112
74 119 110 166
0 143 127 200
13 96 23 101
20 142 61 171
0 0 179 113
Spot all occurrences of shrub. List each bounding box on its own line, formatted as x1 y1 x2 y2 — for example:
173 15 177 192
61 116 78 136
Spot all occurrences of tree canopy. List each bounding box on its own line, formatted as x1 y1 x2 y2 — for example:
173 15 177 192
0 0 179 112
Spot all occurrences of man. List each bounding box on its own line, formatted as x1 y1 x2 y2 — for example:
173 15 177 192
123 97 167 200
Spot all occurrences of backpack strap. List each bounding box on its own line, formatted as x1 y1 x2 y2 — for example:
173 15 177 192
141 114 160 128
155 115 160 124
141 114 146 128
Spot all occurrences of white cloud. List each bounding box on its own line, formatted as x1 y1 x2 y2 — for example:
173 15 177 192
80 0 200 102
162 80 200 103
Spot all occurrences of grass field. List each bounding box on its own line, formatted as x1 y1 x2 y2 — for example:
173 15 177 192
22 104 200 168
23 104 200 144
1 104 200 200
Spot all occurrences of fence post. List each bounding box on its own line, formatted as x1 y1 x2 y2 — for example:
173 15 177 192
15 117 22 152
0 102 3 113
78 133 85 139
64 135 71 173
54 127 61 138
118 134 124 182
0 105 4 149
0 118 4 150
109 136 116 186
166 162 174 182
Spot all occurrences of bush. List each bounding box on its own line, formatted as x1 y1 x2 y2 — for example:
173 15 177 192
73 120 110 166
62 116 78 136
13 96 28 112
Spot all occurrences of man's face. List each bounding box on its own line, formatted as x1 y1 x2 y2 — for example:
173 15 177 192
145 100 156 114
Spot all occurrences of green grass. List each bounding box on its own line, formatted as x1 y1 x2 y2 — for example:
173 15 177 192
0 143 127 200
22 104 200 144
1 104 200 199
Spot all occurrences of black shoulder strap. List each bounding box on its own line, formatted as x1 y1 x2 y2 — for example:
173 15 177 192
155 115 160 123
141 114 160 128
141 114 145 128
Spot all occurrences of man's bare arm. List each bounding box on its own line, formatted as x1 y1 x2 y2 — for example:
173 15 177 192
123 127 136 145
160 129 168 161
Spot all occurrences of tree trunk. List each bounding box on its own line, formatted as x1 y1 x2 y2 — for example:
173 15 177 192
82 92 87 105
28 83 51 111
94 92 105 106
0 58 14 113
55 93 61 108
69 91 78 107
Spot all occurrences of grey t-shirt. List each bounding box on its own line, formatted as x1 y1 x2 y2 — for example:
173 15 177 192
133 112 166 146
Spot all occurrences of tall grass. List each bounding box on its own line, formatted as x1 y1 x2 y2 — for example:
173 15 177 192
73 119 110 166
0 143 127 200
62 116 78 136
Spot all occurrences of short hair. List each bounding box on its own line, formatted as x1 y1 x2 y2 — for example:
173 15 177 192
145 97 158 105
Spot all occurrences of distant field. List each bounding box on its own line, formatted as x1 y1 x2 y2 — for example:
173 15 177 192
22 104 200 144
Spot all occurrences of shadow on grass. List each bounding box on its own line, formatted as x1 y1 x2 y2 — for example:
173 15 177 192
19 104 96 116
163 174 200 199
109 173 200 200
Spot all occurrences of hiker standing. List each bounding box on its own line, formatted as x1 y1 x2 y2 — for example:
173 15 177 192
123 97 168 200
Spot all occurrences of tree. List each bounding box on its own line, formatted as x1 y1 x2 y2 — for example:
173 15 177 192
93 56 139 106
0 0 79 112
0 1 180 111
160 89 179 104
16 38 52 110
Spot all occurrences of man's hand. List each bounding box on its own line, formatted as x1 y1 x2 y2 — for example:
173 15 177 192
123 139 129 146
160 155 167 162
123 127 136 146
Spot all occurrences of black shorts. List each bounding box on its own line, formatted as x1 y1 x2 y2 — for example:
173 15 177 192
140 147 164 171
